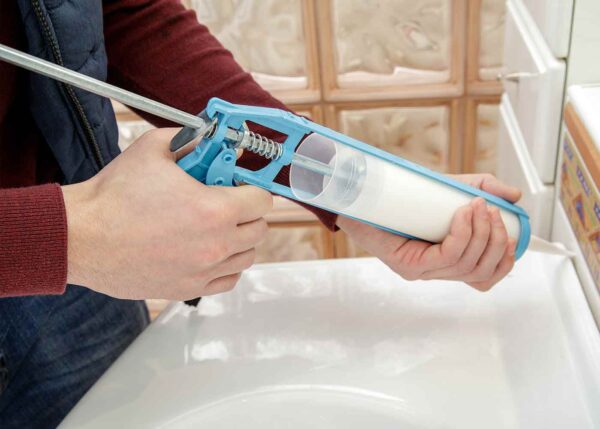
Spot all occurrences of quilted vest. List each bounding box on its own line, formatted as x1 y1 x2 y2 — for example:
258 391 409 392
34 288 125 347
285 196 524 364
16 0 120 184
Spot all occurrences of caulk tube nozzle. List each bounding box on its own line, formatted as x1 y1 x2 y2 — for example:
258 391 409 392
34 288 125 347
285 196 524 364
290 134 526 254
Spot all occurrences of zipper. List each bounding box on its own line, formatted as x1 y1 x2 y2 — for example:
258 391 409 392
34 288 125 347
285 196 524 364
31 0 105 170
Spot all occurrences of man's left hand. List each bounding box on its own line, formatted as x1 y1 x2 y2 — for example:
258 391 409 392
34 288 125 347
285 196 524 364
336 174 522 291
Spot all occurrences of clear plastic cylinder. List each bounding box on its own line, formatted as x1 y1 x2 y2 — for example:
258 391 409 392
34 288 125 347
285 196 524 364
290 134 521 243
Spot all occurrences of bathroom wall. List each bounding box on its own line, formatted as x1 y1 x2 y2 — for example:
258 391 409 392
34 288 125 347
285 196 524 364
117 0 506 270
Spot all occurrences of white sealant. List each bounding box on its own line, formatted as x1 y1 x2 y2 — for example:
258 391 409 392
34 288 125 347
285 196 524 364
340 155 521 242
290 134 521 243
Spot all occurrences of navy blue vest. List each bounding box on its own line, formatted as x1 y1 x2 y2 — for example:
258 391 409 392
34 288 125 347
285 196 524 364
0 4 147 402
16 0 120 184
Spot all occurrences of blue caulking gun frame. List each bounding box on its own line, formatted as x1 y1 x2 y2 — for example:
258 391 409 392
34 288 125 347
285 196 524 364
0 43 531 263
174 97 531 259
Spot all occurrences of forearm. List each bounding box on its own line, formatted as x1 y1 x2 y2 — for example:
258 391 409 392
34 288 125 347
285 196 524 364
102 0 337 229
103 0 288 129
0 184 67 297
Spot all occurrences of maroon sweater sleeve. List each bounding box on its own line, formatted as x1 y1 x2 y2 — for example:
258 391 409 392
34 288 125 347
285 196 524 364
102 0 337 230
0 184 67 297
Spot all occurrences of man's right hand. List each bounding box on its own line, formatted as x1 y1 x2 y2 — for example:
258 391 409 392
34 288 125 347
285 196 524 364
62 128 272 300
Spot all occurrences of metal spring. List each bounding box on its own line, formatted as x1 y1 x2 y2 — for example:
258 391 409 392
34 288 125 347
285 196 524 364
237 130 284 160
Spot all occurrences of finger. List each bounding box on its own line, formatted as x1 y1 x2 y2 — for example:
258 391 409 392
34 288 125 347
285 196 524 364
218 185 273 224
421 198 490 279
456 198 492 270
462 207 509 282
211 249 257 278
203 273 243 295
414 206 473 277
450 174 521 203
231 218 269 254
468 240 517 291
478 175 521 203
434 205 473 264
135 128 181 157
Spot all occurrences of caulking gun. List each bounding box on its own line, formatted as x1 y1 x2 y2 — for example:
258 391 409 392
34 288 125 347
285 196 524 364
0 43 575 262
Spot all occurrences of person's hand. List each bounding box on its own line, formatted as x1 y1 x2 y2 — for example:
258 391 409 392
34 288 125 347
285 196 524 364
336 174 522 291
62 128 272 300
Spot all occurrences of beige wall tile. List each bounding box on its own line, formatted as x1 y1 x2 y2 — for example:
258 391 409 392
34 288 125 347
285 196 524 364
329 0 452 87
256 224 332 263
337 105 451 172
189 0 309 92
474 103 500 174
479 0 505 81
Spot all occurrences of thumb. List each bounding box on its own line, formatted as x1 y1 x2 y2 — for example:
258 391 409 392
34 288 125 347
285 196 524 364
478 176 521 202
450 174 522 203
128 127 182 160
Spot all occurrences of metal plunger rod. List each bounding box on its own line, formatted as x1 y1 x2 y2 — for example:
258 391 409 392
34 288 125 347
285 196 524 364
0 44 209 130
0 43 334 176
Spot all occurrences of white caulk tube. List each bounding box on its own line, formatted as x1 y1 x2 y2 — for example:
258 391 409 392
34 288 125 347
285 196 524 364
290 134 530 258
